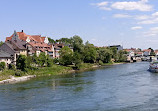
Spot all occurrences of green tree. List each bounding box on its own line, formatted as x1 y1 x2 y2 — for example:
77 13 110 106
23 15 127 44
97 48 113 63
83 41 96 63
149 48 155 56
38 52 47 67
0 41 3 47
0 62 5 70
59 46 73 66
110 47 119 62
71 35 84 53
48 37 56 44
73 52 82 69
46 55 53 67
118 50 127 62
16 55 27 71
57 38 72 44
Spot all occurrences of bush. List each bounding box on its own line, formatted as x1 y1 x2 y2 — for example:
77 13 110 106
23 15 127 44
53 58 59 64
8 64 16 70
0 62 5 70
14 70 24 77
99 60 103 65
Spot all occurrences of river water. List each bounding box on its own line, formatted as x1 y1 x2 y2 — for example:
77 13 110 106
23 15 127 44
1 62 158 111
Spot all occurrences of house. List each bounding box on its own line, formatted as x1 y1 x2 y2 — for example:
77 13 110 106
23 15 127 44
155 50 158 56
0 50 14 66
135 52 143 57
5 30 53 57
143 49 151 56
124 49 135 57
109 45 123 51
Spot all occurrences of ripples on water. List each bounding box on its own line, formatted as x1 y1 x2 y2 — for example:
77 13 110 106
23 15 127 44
1 62 158 111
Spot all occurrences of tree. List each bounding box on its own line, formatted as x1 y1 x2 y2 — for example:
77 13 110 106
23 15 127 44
97 48 113 63
57 38 72 44
71 35 84 53
48 37 56 44
38 52 47 67
0 62 5 70
46 55 53 67
16 55 27 71
149 48 155 56
83 41 97 63
118 50 127 62
73 52 82 69
59 46 73 66
110 47 118 62
0 41 3 47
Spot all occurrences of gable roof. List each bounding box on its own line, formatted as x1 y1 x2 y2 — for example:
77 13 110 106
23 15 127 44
5 31 46 43
0 50 12 58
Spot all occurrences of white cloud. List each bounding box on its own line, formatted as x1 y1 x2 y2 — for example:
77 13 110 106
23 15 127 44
111 0 152 11
113 14 132 18
138 18 158 24
95 1 108 7
91 1 111 11
135 15 150 20
99 7 111 11
152 12 158 17
144 27 158 36
92 0 153 12
131 26 143 30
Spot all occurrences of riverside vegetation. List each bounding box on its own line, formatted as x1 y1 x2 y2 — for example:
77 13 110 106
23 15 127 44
0 36 127 81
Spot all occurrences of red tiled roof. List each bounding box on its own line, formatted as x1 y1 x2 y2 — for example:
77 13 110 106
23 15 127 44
5 31 46 43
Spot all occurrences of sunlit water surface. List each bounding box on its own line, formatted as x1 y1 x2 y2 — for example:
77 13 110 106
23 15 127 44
1 62 158 111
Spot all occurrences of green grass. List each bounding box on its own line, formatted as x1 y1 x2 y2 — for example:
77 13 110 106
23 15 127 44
26 64 73 76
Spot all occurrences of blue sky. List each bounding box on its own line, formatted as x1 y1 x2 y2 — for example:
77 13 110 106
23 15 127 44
0 0 158 49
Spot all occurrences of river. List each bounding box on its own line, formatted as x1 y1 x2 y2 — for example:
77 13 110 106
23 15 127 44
1 62 158 111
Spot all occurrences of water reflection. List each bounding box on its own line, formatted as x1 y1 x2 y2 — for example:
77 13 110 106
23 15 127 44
1 62 158 111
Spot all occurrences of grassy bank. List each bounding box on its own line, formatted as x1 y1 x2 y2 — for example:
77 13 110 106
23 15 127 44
0 62 126 82
0 63 97 81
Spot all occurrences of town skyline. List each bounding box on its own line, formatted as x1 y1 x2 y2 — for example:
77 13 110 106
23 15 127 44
0 0 158 49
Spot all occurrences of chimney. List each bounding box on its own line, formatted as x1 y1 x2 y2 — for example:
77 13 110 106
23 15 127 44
22 30 23 32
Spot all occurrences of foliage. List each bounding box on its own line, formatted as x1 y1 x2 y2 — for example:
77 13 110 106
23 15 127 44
150 48 155 56
46 55 53 67
38 52 47 67
53 58 59 64
83 41 97 63
48 37 56 44
118 50 127 62
59 46 73 66
98 60 104 65
71 35 84 53
57 38 72 44
0 62 5 70
73 52 82 69
8 64 16 70
97 48 113 63
16 55 27 71
110 47 118 62
0 41 3 47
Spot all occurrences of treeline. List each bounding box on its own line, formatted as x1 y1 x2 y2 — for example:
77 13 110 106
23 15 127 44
0 36 127 72
51 35 127 69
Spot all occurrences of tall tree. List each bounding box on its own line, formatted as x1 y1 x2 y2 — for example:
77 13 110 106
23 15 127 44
59 46 73 66
16 55 27 71
71 35 84 53
48 37 56 44
83 41 97 63
38 52 47 67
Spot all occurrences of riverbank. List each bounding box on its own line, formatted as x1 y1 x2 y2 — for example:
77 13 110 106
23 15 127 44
0 62 125 84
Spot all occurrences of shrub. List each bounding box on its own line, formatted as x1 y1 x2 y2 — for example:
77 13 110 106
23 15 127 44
0 62 5 70
8 64 16 70
99 60 103 65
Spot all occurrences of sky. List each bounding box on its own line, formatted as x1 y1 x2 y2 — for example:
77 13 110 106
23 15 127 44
0 0 158 49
